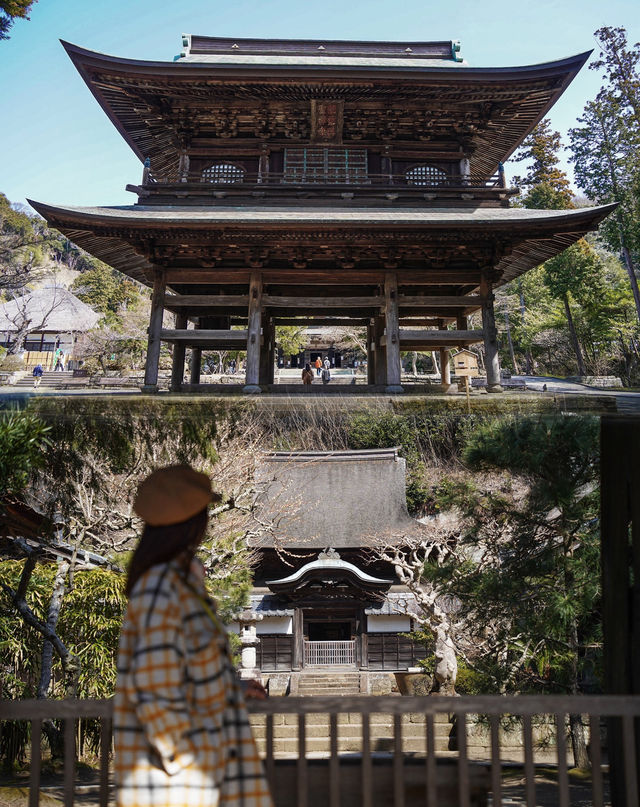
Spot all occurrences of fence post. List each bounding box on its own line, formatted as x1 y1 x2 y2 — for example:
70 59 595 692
601 417 640 805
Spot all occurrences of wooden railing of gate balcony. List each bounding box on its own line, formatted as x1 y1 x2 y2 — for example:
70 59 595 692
142 171 505 189
1 695 639 807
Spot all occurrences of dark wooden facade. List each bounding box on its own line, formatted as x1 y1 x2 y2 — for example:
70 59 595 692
30 36 615 393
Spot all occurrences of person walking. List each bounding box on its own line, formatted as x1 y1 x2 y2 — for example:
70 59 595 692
114 465 273 807
314 356 322 376
32 364 44 388
301 362 314 386
321 364 331 385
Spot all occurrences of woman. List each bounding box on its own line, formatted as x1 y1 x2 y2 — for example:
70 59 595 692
114 465 273 807
301 362 314 385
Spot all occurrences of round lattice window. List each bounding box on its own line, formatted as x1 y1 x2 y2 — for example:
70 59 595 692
201 163 246 183
405 165 447 186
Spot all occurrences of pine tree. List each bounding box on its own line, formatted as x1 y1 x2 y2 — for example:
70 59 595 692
568 27 640 325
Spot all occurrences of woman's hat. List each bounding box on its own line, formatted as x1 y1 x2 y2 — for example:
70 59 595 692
134 465 222 526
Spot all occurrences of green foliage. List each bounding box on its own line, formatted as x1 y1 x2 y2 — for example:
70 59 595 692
0 561 126 700
71 268 141 320
0 409 51 498
275 325 306 357
454 658 498 695
346 412 428 513
512 119 574 209
57 569 126 698
434 416 601 695
0 1 36 40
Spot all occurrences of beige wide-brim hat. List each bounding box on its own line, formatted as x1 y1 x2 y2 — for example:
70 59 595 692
134 465 222 526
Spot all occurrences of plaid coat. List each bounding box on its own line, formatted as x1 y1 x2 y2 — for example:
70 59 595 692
114 559 273 807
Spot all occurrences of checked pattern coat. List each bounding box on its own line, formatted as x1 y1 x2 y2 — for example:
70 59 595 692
114 559 273 807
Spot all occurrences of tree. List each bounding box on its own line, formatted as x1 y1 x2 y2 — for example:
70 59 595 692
542 240 607 376
275 324 306 358
511 119 574 210
71 267 142 321
0 193 48 292
0 408 50 499
0 285 67 356
569 94 640 324
568 26 640 325
433 416 601 769
0 0 36 40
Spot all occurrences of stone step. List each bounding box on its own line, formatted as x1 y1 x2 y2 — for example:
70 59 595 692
254 737 452 754
251 723 453 741
250 713 453 727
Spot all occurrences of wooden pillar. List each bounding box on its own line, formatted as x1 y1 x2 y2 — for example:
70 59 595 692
384 272 403 393
259 315 272 386
480 270 502 392
142 269 166 392
268 320 276 384
190 348 202 384
178 150 190 182
439 321 452 391
456 314 467 330
600 418 640 805
244 271 263 393
459 156 471 185
373 316 387 386
292 608 303 672
170 313 187 391
367 321 375 385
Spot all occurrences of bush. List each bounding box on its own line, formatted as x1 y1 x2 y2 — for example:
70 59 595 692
0 353 24 372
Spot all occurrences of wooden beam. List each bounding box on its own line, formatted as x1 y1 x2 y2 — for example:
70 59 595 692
262 295 384 309
273 318 369 326
160 329 248 343
380 329 484 347
397 295 483 308
164 294 250 308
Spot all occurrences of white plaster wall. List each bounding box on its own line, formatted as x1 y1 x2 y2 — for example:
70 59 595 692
256 616 293 635
367 615 411 633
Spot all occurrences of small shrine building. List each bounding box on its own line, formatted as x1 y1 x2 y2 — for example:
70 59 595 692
29 35 614 393
238 448 430 692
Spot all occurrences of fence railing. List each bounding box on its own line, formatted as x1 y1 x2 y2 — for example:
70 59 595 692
1 695 639 807
141 170 505 190
304 640 356 666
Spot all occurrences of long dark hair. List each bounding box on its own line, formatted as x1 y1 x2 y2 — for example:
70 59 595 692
125 507 208 596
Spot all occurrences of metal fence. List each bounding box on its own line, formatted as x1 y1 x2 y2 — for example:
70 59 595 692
304 640 356 666
1 695 639 807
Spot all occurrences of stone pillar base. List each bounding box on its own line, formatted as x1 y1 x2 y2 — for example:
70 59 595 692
441 383 458 395
238 667 261 680
140 384 159 394
385 385 404 394
486 384 503 393
243 384 262 394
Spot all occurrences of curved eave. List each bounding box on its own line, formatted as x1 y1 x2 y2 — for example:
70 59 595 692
267 559 393 588
28 200 617 287
61 40 591 178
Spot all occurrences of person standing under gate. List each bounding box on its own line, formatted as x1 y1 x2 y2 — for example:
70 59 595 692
302 362 314 386
114 465 273 807
314 356 322 376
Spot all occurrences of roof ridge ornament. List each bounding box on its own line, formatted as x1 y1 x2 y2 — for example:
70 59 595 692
319 547 340 560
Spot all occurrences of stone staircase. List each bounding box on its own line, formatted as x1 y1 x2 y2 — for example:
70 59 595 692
15 371 81 389
294 671 363 697
250 711 454 757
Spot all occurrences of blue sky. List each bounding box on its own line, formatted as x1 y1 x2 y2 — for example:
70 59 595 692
1 0 639 210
